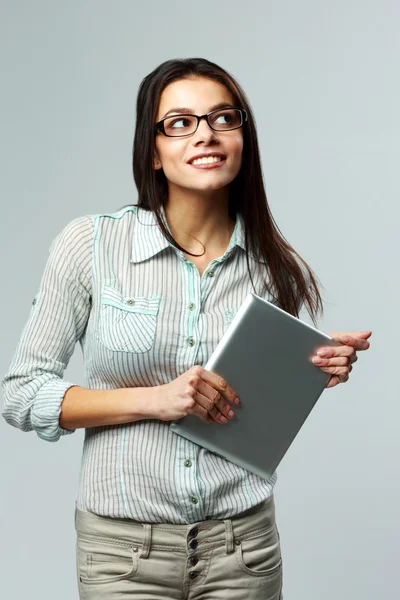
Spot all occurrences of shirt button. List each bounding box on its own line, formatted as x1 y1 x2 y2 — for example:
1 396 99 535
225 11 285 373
187 338 195 347
190 496 198 504
184 459 192 467
127 299 135 306
206 270 215 277
32 298 37 306
188 303 195 310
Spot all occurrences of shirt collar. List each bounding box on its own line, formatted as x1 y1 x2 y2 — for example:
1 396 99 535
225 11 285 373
130 204 265 264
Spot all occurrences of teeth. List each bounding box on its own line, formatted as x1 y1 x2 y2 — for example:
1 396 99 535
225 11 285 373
191 156 224 165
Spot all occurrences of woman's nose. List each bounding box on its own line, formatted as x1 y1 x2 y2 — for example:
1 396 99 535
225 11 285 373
193 117 218 141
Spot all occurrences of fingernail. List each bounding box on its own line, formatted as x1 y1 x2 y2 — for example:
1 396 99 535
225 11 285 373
228 409 235 418
220 415 228 423
234 397 240 405
317 350 328 357
313 357 323 364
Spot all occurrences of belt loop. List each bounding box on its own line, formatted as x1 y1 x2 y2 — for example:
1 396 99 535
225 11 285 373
223 519 234 554
140 523 152 559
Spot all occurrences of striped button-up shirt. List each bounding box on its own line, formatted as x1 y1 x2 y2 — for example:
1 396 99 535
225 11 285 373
1 205 279 523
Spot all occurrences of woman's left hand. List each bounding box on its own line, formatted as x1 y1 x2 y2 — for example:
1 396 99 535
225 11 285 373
312 331 372 389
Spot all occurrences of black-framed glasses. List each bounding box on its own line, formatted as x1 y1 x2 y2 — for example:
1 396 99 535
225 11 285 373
155 107 248 137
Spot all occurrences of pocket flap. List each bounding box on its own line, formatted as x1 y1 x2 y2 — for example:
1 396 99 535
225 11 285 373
101 285 162 315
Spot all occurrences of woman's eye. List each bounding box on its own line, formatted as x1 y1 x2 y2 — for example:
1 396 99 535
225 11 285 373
214 113 233 125
170 118 190 128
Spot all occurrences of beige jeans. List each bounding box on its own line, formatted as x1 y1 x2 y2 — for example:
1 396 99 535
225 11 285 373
75 495 283 599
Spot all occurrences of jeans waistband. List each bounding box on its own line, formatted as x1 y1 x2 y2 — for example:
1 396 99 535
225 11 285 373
74 496 276 557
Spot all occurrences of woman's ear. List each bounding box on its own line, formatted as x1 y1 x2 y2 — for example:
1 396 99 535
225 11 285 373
154 156 162 170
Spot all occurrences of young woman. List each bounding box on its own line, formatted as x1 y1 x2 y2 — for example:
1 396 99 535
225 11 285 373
1 58 371 599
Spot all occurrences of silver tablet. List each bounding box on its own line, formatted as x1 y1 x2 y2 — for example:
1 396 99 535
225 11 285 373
170 292 341 480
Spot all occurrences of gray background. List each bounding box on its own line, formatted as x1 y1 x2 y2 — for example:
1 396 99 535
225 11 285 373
0 1 397 598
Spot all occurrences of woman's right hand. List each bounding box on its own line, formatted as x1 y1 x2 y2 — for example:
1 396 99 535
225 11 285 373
152 366 240 424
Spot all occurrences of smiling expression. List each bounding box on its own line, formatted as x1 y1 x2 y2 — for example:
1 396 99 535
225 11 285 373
154 77 244 193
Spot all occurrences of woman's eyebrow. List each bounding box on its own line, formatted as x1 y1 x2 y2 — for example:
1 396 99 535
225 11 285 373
161 102 235 119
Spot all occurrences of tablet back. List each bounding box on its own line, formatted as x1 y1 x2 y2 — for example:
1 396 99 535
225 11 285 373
170 293 341 480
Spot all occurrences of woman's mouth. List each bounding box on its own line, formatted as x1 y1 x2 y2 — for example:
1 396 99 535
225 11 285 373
188 156 226 169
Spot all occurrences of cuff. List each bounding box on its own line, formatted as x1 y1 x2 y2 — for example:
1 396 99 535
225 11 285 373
31 379 79 442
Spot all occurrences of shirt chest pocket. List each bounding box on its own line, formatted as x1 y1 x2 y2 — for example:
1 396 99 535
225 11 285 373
97 285 163 353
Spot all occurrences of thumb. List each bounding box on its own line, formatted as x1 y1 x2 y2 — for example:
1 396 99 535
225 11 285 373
353 331 372 338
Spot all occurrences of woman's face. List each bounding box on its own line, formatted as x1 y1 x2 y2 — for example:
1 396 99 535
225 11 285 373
154 77 244 193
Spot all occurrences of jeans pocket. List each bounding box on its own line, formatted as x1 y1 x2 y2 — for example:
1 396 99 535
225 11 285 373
235 524 282 579
76 534 140 585
97 284 162 353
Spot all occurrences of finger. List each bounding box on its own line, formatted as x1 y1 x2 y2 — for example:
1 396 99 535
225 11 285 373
331 335 370 350
314 360 353 374
196 380 235 422
187 372 223 423
312 356 352 368
195 390 230 423
326 375 340 388
352 330 372 338
318 365 351 377
326 370 350 388
188 370 235 422
187 393 219 423
316 345 355 359
329 330 372 339
200 369 240 405
215 375 240 405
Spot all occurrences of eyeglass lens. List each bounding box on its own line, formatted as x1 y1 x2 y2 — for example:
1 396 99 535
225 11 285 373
163 108 243 137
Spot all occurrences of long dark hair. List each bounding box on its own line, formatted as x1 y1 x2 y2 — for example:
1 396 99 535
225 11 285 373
120 58 323 326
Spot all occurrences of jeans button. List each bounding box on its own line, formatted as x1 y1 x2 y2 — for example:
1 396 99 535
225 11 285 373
190 556 198 566
188 527 198 539
189 571 199 579
189 539 198 550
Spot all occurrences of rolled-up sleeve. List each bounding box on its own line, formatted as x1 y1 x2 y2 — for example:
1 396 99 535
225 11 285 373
1 215 93 442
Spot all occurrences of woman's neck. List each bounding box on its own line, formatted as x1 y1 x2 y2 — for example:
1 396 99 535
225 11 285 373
163 187 234 252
